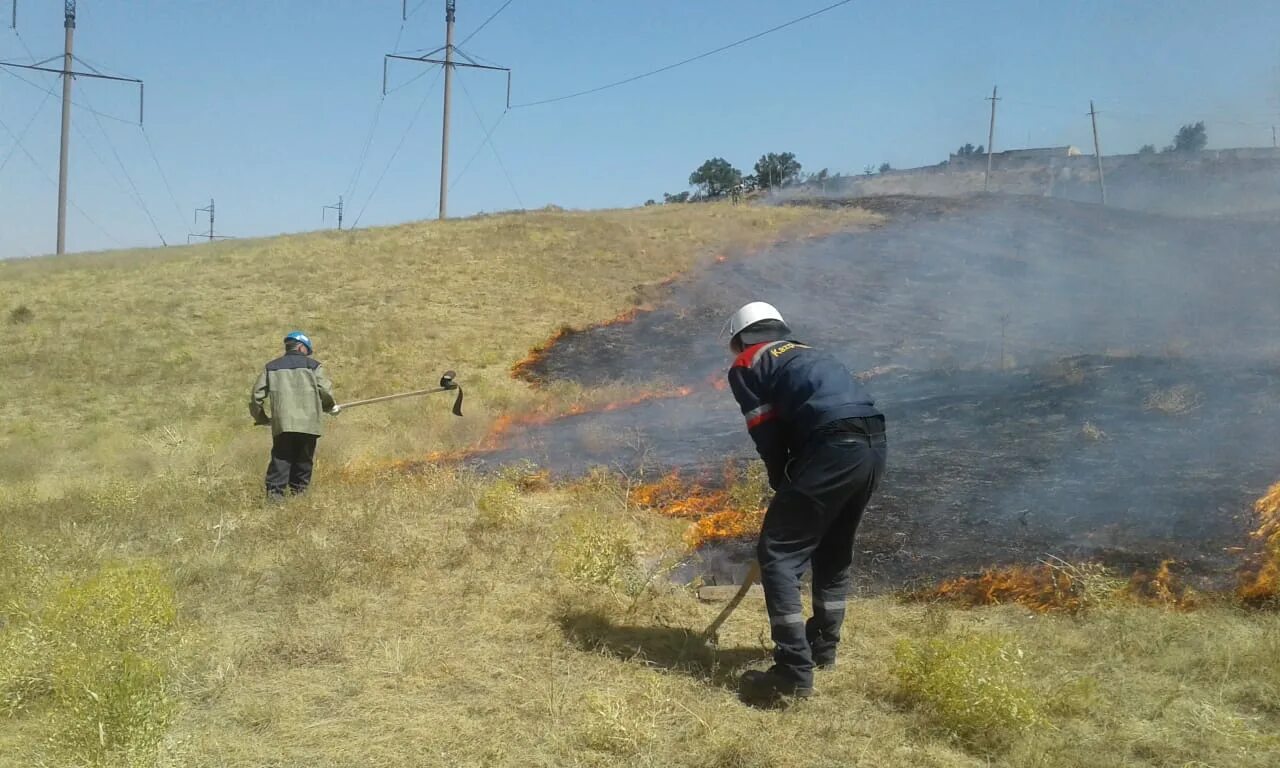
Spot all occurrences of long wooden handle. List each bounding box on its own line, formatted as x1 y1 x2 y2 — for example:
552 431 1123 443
702 561 761 640
338 386 452 410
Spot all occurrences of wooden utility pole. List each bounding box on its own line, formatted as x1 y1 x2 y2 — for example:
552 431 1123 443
984 85 999 192
1089 101 1107 205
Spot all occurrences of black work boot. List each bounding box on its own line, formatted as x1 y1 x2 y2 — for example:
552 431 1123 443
807 618 838 669
739 666 814 703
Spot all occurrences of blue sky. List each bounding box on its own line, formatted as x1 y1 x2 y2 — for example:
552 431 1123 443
1 0 1277 257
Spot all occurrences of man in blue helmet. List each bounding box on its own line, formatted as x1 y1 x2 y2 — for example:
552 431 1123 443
249 331 338 499
724 301 887 703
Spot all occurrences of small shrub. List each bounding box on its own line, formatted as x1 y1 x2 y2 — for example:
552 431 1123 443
893 633 1044 745
475 476 530 531
8 304 34 324
555 514 638 589
1081 421 1106 441
1 561 179 763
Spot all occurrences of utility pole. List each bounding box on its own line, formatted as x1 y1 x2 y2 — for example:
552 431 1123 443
984 85 999 193
323 195 344 230
10 0 16 29
1 0 145 255
1089 100 1107 205
438 0 456 220
382 2 511 221
56 0 76 255
1273 125 1277 148
193 199 214 242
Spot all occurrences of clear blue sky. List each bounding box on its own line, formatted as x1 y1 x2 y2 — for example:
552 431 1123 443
1 0 1277 257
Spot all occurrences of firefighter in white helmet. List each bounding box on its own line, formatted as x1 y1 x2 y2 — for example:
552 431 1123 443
724 301 887 703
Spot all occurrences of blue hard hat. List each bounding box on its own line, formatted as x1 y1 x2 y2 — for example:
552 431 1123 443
284 331 313 353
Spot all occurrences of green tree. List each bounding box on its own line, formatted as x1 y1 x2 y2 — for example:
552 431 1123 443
688 158 743 198
955 143 985 158
662 191 691 204
1171 121 1208 152
879 162 892 174
1138 144 1156 155
753 152 802 189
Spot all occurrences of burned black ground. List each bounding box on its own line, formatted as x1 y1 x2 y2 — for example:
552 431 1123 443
488 196 1280 589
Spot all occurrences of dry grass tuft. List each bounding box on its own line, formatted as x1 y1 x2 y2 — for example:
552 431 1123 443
910 560 1122 615
1143 384 1202 415
1239 480 1280 606
892 633 1045 747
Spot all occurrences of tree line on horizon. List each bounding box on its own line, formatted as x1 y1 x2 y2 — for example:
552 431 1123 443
649 122 1212 205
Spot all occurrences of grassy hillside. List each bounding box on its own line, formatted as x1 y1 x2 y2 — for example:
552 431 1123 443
2 202 1278 767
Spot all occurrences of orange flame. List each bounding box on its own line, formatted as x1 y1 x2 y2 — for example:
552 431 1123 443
510 325 573 381
630 467 765 547
1238 481 1280 606
510 304 654 382
1125 559 1197 610
917 564 1088 614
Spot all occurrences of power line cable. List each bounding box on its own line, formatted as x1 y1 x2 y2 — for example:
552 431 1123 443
453 70 522 207
511 0 855 108
141 126 190 232
0 112 123 247
0 66 137 125
386 64 437 94
344 21 411 203
351 65 445 228
0 86 50 175
82 93 167 245
448 109 505 193
405 0 429 20
458 0 516 47
344 97 385 200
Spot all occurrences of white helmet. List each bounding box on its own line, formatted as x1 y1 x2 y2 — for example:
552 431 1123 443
725 301 785 339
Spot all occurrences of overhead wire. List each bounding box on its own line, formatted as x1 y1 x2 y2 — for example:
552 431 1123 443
0 86 50 175
458 0 516 48
452 70 521 208
351 65 445 228
511 0 856 108
0 66 138 125
343 21 412 208
0 112 123 247
82 92 168 245
141 126 190 233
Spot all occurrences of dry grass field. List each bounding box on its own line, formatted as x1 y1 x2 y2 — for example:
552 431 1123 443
2 201 1278 767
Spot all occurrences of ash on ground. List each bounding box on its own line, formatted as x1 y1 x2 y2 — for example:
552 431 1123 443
486 196 1280 590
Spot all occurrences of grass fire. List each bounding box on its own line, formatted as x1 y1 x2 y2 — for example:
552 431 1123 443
4 195 1280 767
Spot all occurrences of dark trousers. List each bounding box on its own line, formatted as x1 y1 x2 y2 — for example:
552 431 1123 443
757 416 887 686
265 432 318 498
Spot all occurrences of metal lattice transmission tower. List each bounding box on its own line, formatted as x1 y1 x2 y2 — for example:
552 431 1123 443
1 1 145 254
187 198 231 243
384 0 511 220
323 195 344 230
